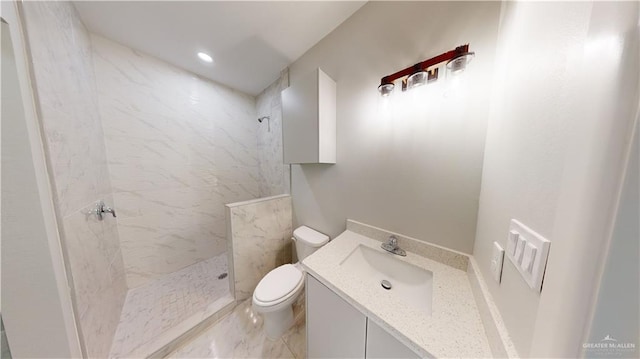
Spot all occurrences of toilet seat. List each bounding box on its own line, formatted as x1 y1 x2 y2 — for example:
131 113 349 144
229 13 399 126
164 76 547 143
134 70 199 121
253 264 304 311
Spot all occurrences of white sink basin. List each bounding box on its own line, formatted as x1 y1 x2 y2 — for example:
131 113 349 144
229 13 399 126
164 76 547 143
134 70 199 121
339 244 433 315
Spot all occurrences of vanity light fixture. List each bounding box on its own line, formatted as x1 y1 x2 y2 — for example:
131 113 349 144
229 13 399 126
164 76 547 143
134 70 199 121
378 44 474 96
197 52 214 63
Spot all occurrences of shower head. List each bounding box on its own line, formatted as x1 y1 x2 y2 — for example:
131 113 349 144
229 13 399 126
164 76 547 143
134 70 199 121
258 116 270 123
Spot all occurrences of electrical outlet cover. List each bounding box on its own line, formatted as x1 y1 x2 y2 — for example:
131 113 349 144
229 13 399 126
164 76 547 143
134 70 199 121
491 242 505 283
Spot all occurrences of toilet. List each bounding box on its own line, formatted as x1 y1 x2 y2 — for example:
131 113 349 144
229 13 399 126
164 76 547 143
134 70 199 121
253 225 329 339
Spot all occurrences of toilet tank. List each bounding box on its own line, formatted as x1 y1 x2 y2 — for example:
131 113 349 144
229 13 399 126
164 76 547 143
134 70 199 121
293 226 330 261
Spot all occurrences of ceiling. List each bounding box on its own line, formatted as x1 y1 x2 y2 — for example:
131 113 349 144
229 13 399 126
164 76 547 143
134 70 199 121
74 1 366 95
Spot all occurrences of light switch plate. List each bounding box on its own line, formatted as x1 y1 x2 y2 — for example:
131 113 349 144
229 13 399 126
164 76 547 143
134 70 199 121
514 237 526 263
507 230 519 256
505 219 551 292
490 242 504 283
521 242 537 273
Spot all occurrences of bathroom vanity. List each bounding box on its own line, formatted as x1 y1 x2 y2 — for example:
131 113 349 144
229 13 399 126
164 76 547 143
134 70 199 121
302 221 493 358
307 274 420 358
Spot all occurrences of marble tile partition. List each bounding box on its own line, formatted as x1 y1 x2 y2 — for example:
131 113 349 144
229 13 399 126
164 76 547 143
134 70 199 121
20 2 127 358
90 35 261 288
226 195 293 300
256 71 291 197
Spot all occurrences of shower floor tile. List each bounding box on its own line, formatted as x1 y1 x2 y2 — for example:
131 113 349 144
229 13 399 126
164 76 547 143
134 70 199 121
109 253 230 358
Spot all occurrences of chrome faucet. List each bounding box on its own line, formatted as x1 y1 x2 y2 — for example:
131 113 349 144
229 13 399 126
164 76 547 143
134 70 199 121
381 235 406 256
94 200 117 220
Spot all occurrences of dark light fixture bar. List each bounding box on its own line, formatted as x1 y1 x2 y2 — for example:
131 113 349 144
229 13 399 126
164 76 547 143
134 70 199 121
378 44 474 96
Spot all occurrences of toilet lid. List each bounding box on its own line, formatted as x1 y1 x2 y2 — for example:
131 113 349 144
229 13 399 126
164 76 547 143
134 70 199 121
293 226 329 247
254 264 303 303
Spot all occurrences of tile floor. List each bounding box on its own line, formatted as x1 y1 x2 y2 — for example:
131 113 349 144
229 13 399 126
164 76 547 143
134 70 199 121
109 254 230 358
169 295 306 359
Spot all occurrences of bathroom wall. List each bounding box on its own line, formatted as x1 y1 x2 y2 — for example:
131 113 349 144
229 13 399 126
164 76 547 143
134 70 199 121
256 72 291 197
472 1 639 356
286 1 502 253
20 2 128 357
226 195 293 300
90 35 261 288
1 16 76 358
586 124 638 358
1 318 11 359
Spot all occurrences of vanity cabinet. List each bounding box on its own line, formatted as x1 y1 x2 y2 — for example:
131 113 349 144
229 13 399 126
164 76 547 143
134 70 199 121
366 320 420 359
282 68 336 164
306 274 420 359
306 274 366 358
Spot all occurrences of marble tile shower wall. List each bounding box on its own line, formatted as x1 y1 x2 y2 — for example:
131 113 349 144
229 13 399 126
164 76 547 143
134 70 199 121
227 195 293 300
21 2 127 358
256 73 291 197
90 35 261 288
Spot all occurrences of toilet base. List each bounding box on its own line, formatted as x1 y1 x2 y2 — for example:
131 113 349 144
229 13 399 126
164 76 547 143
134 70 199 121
262 305 294 340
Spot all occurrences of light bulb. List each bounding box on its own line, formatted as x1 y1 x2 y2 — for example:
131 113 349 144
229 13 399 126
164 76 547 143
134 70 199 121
446 52 474 76
406 70 428 89
378 82 395 97
197 52 213 63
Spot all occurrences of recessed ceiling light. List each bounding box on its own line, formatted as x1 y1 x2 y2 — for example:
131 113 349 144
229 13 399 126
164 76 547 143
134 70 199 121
197 52 213 63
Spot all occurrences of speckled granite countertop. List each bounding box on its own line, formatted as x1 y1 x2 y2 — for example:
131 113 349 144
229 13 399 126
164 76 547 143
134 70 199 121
302 229 492 358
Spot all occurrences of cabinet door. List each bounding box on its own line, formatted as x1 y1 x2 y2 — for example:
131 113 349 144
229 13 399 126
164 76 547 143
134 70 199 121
365 319 420 359
306 274 366 358
282 68 336 164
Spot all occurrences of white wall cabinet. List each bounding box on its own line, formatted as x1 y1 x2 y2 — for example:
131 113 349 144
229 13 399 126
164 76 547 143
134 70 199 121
282 68 336 164
306 274 420 359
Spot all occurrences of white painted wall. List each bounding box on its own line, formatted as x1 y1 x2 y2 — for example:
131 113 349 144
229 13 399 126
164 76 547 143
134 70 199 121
473 1 639 356
586 122 638 358
288 1 502 253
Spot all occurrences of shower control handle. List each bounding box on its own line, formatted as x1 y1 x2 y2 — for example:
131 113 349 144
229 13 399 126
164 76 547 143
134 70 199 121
95 200 116 220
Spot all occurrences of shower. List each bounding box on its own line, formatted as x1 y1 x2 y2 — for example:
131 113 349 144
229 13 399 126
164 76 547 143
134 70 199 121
258 116 271 131
13 1 288 357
